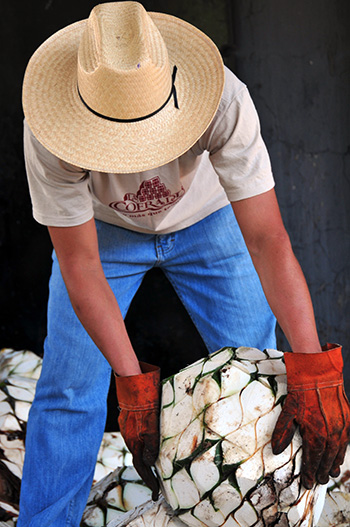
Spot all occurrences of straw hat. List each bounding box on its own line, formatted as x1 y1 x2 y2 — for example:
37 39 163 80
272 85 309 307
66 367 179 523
22 2 224 173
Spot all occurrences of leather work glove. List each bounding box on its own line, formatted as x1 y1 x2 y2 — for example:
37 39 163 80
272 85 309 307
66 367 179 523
115 362 161 500
271 343 350 489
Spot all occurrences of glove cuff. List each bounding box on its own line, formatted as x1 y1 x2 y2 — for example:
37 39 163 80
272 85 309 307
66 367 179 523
284 343 344 389
115 362 161 411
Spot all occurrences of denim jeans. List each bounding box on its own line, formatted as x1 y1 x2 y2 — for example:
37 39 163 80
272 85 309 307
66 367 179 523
17 205 276 526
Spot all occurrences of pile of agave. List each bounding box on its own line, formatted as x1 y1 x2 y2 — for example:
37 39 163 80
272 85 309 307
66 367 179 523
0 347 349 527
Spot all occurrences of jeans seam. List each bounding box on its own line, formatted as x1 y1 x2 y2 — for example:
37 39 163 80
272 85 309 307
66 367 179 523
65 492 75 527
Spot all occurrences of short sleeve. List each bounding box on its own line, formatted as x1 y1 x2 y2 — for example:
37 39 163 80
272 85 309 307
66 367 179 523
24 120 94 227
198 69 275 202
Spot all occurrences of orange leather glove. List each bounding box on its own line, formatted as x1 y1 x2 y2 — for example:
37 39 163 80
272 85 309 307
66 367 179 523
272 344 350 489
115 362 161 500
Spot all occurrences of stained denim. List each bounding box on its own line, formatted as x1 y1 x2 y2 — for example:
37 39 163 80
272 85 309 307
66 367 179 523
17 205 276 526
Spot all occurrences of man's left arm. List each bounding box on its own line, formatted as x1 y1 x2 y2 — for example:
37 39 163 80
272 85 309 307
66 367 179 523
232 188 350 488
231 188 320 355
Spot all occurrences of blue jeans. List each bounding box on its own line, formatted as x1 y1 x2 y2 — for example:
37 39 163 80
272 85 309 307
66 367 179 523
18 205 276 526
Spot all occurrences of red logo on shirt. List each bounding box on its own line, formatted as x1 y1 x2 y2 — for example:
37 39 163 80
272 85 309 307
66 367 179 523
109 177 185 215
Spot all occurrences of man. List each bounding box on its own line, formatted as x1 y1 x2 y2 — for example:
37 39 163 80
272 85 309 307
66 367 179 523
19 2 349 526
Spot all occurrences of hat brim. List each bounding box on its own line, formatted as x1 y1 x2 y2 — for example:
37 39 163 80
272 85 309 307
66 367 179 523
22 12 224 173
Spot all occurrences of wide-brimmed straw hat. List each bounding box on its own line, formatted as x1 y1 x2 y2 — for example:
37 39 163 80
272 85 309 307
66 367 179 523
22 1 224 173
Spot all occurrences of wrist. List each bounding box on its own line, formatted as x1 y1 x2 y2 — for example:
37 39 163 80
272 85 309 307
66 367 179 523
112 351 142 377
289 347 322 354
288 336 322 354
115 363 142 376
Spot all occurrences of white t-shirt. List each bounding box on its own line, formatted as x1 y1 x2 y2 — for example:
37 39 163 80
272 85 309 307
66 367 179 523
24 67 275 234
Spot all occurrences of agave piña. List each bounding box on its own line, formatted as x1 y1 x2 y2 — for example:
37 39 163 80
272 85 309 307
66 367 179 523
0 348 42 524
81 465 152 526
94 432 133 484
155 346 327 527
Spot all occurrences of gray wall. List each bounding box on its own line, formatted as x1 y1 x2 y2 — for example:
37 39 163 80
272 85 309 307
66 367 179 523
232 0 350 391
0 0 349 401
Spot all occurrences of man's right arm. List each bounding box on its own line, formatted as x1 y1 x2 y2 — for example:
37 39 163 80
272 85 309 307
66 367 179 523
49 218 162 497
48 217 142 377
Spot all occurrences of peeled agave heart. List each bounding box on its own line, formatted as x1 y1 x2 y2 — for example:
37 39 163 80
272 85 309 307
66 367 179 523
155 346 328 527
81 465 152 527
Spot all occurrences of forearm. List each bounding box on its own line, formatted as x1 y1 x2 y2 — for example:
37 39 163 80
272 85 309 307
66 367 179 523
231 191 321 354
60 261 141 376
249 233 321 354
